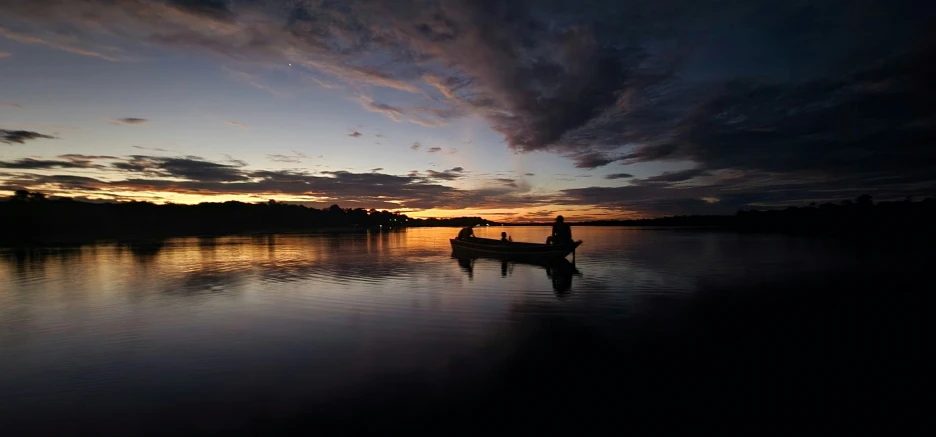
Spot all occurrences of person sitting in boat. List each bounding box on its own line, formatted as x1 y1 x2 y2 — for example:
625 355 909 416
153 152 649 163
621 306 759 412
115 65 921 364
457 226 475 240
546 215 572 245
501 231 512 243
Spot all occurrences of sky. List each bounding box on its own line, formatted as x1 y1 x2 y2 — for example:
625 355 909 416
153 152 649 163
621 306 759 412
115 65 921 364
1 0 935 221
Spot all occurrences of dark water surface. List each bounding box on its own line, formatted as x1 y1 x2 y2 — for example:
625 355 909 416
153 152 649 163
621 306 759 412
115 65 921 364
1 227 930 433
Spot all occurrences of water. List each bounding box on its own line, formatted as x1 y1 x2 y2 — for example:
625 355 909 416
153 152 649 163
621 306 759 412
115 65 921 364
0 227 930 432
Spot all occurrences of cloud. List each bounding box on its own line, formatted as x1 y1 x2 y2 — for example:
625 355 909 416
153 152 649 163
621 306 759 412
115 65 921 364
267 151 307 163
132 145 172 152
348 130 362 138
221 66 280 94
358 97 455 127
424 166 465 181
0 154 552 211
360 99 404 121
0 25 126 62
524 173 535 177
0 158 97 169
58 154 118 160
641 168 709 183
0 24 127 62
605 173 634 180
0 51 10 58
225 121 246 129
427 147 442 153
571 152 616 169
111 155 248 182
370 167 384 172
1 129 56 144
112 118 148 125
2 0 934 213
166 0 233 20
0 101 22 109
410 142 421 151
221 154 248 167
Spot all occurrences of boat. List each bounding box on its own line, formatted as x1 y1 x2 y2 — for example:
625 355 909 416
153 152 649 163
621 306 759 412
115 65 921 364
450 237 582 260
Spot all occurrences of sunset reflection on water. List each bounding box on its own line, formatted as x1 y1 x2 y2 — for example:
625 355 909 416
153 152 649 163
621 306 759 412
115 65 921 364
1 227 929 433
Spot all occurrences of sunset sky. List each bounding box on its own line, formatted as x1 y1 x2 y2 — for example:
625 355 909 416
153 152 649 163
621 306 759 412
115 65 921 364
2 0 934 221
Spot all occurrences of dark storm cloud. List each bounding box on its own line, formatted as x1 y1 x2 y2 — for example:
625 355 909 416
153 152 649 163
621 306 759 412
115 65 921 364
619 51 936 183
1 129 56 144
605 173 633 180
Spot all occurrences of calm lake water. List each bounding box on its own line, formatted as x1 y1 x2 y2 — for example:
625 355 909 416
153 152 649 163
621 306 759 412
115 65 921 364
0 227 930 432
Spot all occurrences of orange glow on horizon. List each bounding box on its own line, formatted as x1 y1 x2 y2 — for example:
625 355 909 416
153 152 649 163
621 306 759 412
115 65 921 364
1 189 643 222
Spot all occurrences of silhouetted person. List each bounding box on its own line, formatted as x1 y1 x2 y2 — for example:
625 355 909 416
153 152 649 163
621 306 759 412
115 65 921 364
546 215 572 245
501 231 512 242
457 226 475 240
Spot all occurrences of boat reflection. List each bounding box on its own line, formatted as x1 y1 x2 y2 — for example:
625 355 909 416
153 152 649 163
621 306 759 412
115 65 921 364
453 255 582 298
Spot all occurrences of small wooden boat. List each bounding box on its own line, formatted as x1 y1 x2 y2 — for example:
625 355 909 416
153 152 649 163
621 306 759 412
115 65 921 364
450 237 582 259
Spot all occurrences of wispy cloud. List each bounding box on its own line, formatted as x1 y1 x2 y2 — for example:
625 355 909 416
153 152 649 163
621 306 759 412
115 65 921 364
427 147 442 153
225 121 246 129
348 130 362 138
0 101 22 109
267 151 308 163
0 51 10 58
0 25 124 62
111 118 148 125
359 98 403 121
132 145 172 153
605 173 634 180
221 66 281 95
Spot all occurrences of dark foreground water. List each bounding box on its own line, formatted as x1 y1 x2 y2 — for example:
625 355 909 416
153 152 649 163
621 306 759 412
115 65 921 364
1 227 931 433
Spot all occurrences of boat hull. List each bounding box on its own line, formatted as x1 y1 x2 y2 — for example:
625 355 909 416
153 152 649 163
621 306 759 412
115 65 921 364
450 238 582 260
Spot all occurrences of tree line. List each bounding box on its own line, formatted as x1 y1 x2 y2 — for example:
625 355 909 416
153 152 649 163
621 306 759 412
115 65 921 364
0 190 493 244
